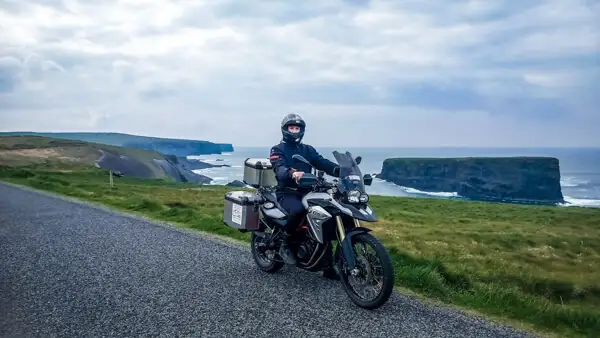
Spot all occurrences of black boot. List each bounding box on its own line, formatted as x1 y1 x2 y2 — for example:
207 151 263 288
322 266 340 280
278 233 298 265
322 245 340 280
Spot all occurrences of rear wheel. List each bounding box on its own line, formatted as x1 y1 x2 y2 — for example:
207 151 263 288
336 233 394 310
251 232 284 273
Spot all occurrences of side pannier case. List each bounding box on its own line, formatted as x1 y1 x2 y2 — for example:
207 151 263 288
243 158 277 188
223 191 265 232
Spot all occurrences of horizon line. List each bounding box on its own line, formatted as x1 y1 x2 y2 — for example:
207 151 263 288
1 131 597 149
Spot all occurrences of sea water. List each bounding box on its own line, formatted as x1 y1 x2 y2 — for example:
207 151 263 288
189 147 600 208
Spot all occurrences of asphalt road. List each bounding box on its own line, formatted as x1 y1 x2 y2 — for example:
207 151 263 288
0 182 535 338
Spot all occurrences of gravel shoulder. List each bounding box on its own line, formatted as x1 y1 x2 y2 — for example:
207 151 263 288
0 182 536 338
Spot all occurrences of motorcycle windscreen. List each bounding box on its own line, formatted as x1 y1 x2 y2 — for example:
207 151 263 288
333 150 365 193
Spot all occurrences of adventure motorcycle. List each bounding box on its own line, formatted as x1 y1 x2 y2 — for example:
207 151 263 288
223 150 394 310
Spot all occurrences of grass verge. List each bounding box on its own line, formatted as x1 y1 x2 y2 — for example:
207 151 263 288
1 163 599 338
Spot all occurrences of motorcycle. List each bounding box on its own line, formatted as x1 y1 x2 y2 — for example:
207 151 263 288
222 150 394 310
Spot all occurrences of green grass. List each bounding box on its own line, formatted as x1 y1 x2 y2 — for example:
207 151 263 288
1 163 599 338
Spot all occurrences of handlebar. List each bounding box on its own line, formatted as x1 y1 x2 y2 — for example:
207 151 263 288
317 177 333 187
313 176 336 192
290 171 338 193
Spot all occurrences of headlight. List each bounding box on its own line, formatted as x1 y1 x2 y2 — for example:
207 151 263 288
359 193 369 203
346 190 361 203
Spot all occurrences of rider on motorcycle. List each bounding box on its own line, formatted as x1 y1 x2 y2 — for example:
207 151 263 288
269 113 340 266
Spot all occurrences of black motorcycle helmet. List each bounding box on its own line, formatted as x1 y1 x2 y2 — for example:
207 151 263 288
281 113 306 143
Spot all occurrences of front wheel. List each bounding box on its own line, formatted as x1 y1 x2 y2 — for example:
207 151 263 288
336 233 395 310
251 232 284 273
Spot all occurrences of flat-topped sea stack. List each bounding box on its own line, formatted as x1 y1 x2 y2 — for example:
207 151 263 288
378 157 565 205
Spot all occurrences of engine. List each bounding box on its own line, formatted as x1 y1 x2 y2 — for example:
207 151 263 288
295 239 318 262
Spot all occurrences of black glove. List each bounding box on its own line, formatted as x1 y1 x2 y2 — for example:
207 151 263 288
333 166 340 177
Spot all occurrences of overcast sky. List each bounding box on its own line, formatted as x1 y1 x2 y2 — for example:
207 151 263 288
1 0 598 148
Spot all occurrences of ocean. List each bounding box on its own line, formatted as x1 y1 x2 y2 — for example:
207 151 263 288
189 147 600 208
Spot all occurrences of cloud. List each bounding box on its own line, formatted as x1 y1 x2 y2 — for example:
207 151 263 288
0 0 598 147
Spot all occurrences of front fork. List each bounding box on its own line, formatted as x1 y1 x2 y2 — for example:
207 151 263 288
335 216 346 241
335 216 361 274
335 216 360 241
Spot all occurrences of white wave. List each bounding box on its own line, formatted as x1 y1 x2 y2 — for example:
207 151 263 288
560 176 590 187
373 178 458 197
560 196 600 208
191 169 227 176
401 187 459 197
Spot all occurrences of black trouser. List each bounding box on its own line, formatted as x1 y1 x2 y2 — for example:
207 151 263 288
277 191 305 231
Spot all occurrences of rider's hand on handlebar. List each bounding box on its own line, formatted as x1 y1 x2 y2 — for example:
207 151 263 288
292 171 304 182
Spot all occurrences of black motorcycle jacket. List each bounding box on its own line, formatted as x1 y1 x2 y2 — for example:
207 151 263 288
269 141 340 191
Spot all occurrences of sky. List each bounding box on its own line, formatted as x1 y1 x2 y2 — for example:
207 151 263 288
0 0 599 148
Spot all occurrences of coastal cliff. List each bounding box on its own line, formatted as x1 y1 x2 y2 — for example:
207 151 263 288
0 132 234 156
378 157 565 204
123 140 233 156
0 136 214 185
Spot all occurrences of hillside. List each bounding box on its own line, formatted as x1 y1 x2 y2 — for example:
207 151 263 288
378 157 564 205
0 132 234 156
0 136 213 184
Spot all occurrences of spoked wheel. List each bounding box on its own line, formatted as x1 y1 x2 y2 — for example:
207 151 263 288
336 233 394 310
251 232 284 273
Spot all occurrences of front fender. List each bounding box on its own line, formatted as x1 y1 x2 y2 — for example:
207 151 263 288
339 227 372 271
354 206 377 222
336 201 377 222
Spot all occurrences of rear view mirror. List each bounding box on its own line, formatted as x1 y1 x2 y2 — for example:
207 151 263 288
355 156 362 165
363 174 373 186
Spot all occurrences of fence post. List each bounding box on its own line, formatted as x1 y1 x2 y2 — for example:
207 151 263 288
109 170 114 188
